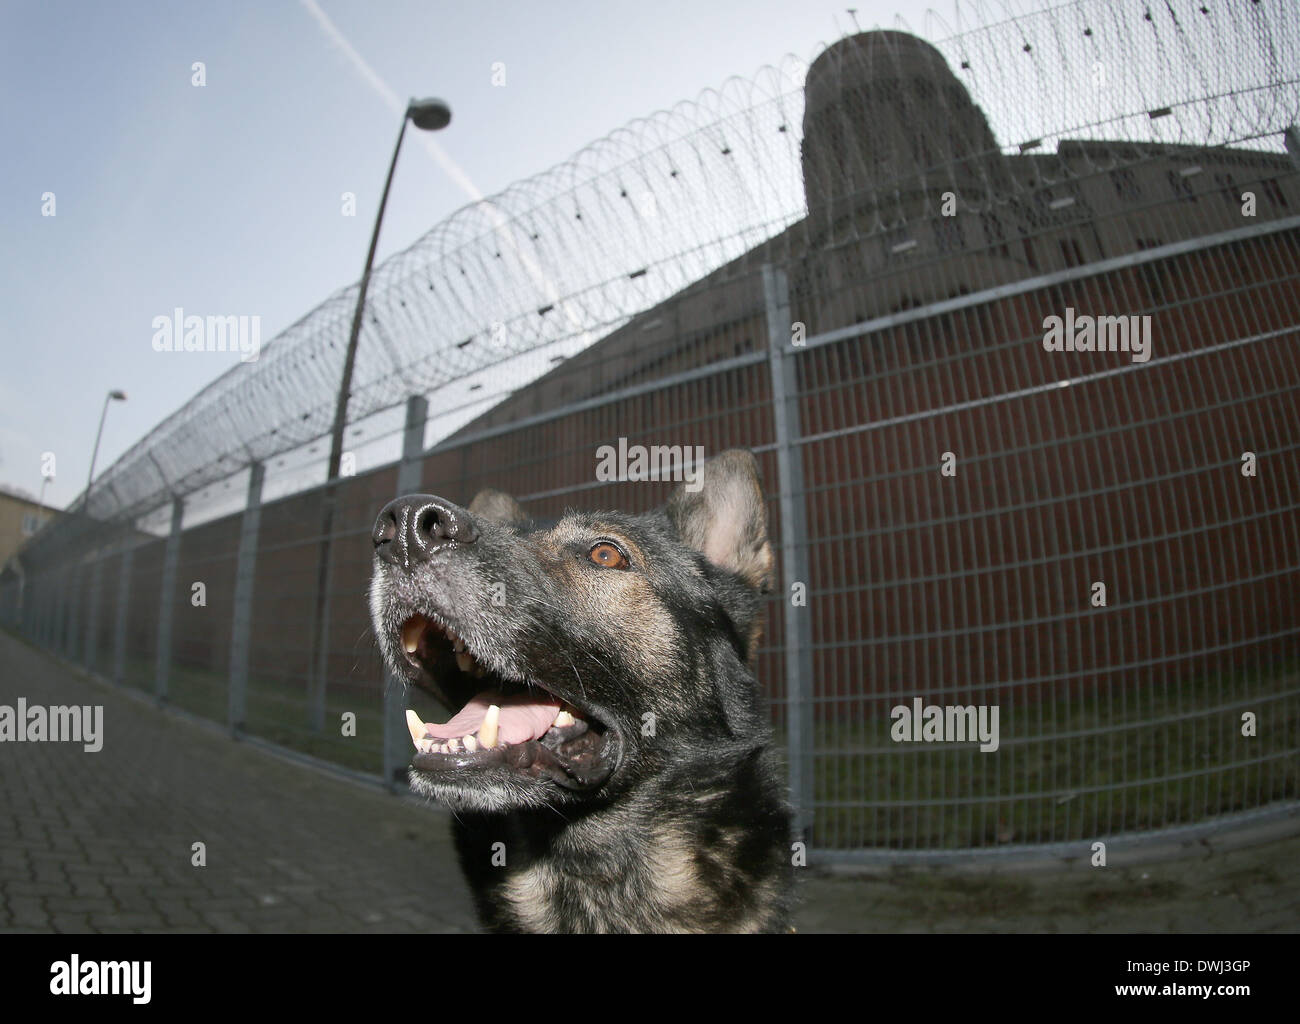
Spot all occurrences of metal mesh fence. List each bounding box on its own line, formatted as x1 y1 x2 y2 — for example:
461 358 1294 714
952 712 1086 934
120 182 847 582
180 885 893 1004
4 0 1299 859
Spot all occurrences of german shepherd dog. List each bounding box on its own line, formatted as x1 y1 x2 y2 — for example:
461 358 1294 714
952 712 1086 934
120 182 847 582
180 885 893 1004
368 449 794 933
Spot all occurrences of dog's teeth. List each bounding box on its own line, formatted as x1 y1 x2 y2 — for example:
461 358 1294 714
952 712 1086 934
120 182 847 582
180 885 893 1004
453 638 466 653
416 737 435 754
455 651 475 674
554 710 576 728
463 734 478 752
480 705 500 749
405 709 427 746
446 737 461 752
401 618 424 654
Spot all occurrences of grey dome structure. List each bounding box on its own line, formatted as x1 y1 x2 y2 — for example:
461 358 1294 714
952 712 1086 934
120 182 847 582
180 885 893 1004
801 30 1005 229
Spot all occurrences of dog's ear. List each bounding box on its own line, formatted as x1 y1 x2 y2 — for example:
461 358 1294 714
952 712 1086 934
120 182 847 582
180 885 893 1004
468 488 528 526
666 449 773 592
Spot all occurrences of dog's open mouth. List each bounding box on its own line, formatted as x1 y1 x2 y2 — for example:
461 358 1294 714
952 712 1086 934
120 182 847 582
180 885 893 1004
397 613 617 790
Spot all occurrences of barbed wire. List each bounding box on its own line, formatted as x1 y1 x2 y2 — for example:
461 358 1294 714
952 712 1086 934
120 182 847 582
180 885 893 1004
79 0 1299 526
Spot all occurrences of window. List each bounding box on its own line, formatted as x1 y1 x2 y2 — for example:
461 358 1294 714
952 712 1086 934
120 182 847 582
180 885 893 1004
1168 169 1196 203
1111 168 1140 201
936 216 965 253
981 212 1004 244
1214 173 1237 205
981 213 1010 259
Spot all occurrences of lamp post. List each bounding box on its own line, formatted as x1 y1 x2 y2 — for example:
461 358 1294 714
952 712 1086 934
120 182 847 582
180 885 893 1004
85 389 127 512
308 97 452 731
326 97 451 488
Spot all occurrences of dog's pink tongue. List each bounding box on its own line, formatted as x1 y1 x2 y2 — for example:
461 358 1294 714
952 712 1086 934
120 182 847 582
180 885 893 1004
422 691 561 744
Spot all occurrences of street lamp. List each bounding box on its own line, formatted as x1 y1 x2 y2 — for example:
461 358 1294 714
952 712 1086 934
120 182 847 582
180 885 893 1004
308 97 452 731
324 98 450 489
85 389 127 509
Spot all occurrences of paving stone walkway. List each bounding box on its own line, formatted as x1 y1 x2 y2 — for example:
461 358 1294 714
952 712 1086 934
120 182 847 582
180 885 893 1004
0 632 474 933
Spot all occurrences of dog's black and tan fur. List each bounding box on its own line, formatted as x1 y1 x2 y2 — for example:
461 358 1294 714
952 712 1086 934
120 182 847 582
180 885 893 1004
369 449 794 933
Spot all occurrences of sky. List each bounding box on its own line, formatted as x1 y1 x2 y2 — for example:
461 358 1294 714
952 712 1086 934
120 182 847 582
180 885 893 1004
0 0 1059 511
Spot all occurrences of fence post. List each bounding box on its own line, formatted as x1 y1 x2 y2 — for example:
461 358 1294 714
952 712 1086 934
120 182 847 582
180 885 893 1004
154 497 185 703
383 394 428 791
39 576 49 647
228 462 265 735
63 565 80 660
39 576 52 646
24 576 35 638
23 576 30 634
762 263 815 844
45 577 56 648
41 578 51 646
64 563 81 660
307 501 334 736
113 543 133 686
84 556 104 672
25 574 38 641
52 575 62 650
53 571 63 650
59 570 71 653
43 575 54 648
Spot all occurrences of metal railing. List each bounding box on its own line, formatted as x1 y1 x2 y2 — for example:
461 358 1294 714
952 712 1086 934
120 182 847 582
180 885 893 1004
10 206 1299 859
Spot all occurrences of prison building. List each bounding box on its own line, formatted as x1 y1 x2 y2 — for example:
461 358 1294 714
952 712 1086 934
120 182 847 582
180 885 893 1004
418 30 1299 716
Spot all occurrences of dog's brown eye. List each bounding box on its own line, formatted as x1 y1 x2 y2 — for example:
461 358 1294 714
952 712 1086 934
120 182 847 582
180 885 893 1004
589 542 629 570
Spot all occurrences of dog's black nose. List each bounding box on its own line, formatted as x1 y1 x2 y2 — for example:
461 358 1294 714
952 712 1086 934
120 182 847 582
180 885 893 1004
372 494 478 569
